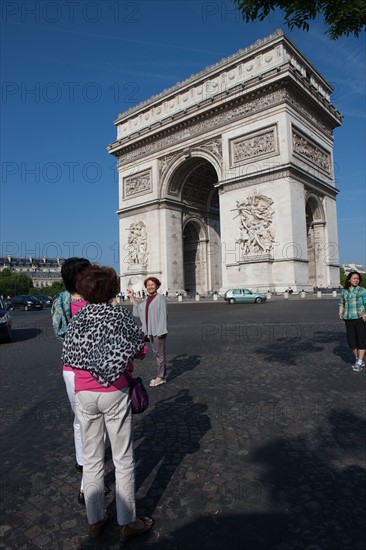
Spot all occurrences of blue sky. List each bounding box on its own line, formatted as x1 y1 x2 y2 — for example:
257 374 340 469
1 0 365 271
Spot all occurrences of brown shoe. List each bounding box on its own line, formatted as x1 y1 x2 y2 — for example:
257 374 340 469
89 513 111 538
120 517 153 541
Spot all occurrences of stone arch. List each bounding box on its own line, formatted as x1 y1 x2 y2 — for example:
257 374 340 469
306 193 325 223
306 193 326 287
164 156 221 294
160 148 222 199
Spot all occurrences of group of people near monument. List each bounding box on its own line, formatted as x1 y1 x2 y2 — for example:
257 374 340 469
51 258 365 541
51 258 168 541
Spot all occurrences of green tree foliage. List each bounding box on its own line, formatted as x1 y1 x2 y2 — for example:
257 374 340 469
233 0 366 39
0 270 33 297
49 281 65 296
340 268 347 288
31 281 65 297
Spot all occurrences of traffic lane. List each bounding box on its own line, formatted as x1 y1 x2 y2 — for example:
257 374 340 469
4 299 338 355
2 301 341 354
163 300 342 355
0 309 63 424
3 309 50 344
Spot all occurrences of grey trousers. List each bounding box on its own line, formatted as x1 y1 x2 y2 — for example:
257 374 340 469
150 335 167 379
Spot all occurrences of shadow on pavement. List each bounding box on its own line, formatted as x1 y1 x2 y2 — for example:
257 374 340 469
10 327 42 342
166 354 202 383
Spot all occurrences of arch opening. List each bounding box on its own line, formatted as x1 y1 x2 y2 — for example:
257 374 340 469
306 196 325 287
169 157 221 295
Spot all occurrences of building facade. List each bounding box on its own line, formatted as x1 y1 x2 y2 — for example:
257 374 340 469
108 31 342 294
0 257 63 288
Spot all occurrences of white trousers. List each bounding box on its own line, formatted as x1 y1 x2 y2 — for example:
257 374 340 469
63 370 84 491
76 388 136 526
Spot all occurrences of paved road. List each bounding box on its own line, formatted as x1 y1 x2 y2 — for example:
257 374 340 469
0 299 365 549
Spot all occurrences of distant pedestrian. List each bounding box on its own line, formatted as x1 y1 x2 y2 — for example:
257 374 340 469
339 271 366 372
130 277 168 387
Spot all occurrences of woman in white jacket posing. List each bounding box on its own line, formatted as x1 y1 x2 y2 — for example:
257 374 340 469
130 277 168 387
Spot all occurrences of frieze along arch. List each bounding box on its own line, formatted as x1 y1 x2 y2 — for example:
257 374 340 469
108 31 341 294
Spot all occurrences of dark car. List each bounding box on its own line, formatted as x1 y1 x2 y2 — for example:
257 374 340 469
37 295 53 307
10 295 43 311
0 298 12 342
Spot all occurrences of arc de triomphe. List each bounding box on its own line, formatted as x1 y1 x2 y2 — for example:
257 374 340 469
108 30 342 294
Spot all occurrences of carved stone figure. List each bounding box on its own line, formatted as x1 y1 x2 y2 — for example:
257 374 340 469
127 221 149 268
234 193 275 257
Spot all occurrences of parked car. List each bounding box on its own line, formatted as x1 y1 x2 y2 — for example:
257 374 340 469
0 298 12 342
224 288 267 304
10 295 43 311
37 295 53 307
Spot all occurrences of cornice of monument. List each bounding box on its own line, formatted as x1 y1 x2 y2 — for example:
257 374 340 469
114 29 334 122
216 163 339 199
116 196 218 217
108 30 342 156
109 78 339 163
109 83 285 158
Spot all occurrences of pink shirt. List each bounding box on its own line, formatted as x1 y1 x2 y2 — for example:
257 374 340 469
74 363 132 393
74 345 149 392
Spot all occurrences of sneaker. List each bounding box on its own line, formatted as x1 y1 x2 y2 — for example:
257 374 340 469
352 360 364 372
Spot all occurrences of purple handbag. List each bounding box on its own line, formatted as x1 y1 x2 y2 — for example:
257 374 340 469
124 372 149 414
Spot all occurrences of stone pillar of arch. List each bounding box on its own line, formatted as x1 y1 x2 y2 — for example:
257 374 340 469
108 30 342 294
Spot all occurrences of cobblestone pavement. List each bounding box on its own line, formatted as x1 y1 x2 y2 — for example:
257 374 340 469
0 298 365 549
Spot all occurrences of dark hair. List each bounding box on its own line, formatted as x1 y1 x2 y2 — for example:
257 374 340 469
61 257 91 292
144 277 161 289
76 265 119 303
344 271 362 290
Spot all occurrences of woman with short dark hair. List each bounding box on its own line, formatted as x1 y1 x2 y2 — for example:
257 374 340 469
62 264 153 541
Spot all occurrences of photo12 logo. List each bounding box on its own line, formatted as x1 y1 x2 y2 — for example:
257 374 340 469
2 161 103 184
1 81 140 105
1 241 121 264
1 1 140 24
